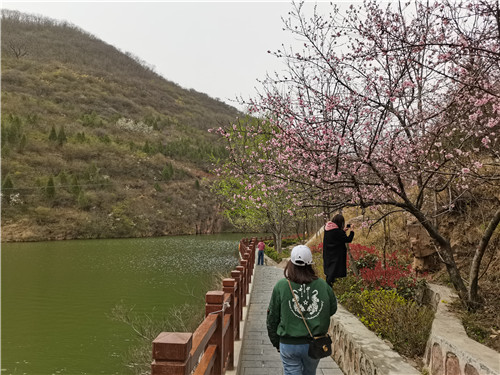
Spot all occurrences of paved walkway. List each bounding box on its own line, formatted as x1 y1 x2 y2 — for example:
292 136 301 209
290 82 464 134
238 265 344 375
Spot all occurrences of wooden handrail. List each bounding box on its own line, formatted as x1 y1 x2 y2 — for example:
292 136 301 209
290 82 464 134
191 314 217 366
193 345 217 375
151 237 258 375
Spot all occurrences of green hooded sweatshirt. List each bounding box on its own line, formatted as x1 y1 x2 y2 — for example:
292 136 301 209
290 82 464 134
266 277 337 349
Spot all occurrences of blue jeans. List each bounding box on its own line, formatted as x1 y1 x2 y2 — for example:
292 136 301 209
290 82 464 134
279 342 320 375
257 250 264 265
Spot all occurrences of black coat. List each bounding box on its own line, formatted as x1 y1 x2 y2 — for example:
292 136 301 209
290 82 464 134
322 228 354 282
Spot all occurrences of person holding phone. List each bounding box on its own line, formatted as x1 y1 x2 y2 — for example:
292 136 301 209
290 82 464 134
322 214 354 286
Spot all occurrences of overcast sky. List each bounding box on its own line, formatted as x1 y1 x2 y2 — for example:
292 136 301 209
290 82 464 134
2 1 355 111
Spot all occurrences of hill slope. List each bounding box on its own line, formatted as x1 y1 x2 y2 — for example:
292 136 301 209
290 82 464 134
1 10 240 241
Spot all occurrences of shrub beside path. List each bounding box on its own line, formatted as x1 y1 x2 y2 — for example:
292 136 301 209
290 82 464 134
236 263 343 375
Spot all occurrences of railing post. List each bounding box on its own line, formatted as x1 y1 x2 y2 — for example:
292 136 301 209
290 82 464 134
239 259 248 306
206 291 224 375
247 241 253 278
151 332 192 375
236 265 246 307
223 278 236 370
244 252 251 283
249 238 256 276
230 270 242 340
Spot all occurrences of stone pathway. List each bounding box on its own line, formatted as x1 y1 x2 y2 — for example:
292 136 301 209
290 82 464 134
238 265 344 375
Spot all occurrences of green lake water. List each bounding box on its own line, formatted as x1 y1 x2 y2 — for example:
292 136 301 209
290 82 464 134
1 234 244 375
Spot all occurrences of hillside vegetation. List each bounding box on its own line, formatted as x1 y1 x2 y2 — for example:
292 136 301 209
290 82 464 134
1 10 241 241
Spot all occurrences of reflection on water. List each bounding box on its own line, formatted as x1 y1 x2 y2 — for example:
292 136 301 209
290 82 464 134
1 234 244 374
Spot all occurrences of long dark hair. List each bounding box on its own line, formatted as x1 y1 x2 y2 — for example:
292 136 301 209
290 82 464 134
284 261 318 284
332 214 345 229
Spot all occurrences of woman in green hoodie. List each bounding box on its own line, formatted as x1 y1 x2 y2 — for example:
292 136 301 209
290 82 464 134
267 245 337 375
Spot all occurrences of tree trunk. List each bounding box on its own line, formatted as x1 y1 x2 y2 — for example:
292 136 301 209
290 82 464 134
294 221 302 241
468 205 500 308
272 231 283 254
346 244 359 277
410 208 469 304
382 217 388 268
304 222 308 240
440 241 469 303
266 209 284 254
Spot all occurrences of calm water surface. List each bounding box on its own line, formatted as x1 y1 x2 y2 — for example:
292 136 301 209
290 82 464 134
1 234 244 375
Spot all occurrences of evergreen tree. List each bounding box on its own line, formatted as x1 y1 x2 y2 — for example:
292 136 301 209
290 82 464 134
48 125 57 141
162 163 174 181
57 126 67 146
58 171 69 187
77 191 91 210
18 133 27 153
2 174 14 203
71 175 81 196
76 132 86 143
46 176 56 199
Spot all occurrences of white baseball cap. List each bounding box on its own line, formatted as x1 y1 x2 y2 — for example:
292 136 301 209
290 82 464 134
291 245 313 266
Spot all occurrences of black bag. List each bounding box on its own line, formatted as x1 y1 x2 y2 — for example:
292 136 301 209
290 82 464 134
308 334 332 359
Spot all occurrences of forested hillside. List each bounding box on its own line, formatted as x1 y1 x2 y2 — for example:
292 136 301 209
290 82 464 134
1 10 241 241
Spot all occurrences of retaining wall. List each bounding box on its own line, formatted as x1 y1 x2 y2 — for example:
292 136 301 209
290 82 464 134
329 305 420 375
423 284 499 375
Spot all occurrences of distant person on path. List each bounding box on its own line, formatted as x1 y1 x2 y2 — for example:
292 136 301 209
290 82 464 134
267 245 337 375
322 214 354 286
257 240 266 265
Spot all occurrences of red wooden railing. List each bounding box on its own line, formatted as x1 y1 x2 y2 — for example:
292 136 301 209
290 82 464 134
151 237 271 375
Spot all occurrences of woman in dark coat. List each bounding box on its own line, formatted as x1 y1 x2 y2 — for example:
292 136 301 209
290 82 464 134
322 214 354 286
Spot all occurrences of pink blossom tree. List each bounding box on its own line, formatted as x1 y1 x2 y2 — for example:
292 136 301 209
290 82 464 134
227 1 499 308
212 116 311 253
